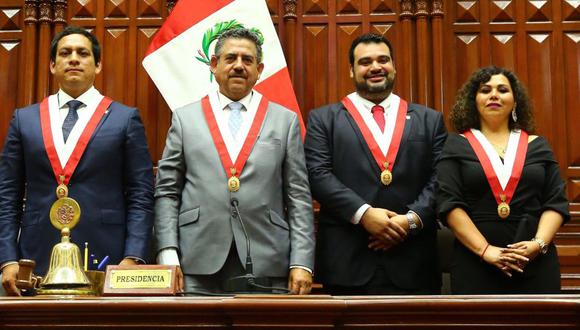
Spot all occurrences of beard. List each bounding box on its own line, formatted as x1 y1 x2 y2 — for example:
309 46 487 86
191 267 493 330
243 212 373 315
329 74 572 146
355 73 395 95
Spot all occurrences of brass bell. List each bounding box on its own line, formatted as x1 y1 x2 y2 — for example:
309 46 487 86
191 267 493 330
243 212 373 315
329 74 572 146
37 227 93 295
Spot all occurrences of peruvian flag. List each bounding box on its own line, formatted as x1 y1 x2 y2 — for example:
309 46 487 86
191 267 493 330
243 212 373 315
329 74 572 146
142 0 304 133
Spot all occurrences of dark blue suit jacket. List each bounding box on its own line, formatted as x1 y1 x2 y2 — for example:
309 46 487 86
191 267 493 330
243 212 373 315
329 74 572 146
305 100 447 290
0 100 154 275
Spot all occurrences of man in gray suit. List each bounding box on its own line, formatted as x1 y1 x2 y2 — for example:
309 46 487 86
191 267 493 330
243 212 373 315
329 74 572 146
154 28 314 295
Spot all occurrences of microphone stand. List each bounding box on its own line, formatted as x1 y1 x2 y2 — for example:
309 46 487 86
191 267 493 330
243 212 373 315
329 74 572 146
224 198 283 293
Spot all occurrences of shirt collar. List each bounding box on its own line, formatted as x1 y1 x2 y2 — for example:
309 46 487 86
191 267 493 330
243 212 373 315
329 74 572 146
355 92 392 113
218 91 253 111
57 86 99 109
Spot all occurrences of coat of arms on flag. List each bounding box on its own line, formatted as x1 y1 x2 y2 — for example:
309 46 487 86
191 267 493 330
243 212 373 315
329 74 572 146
142 0 303 132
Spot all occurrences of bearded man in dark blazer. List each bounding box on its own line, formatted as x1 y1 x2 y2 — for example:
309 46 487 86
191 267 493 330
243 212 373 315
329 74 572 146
305 33 447 295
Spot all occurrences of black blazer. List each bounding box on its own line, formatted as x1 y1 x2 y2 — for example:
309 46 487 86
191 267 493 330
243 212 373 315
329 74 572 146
304 99 447 289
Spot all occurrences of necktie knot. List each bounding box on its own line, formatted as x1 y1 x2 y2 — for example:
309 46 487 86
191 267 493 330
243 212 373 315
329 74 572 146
67 100 84 112
371 104 386 132
228 102 244 138
371 105 384 114
62 100 83 142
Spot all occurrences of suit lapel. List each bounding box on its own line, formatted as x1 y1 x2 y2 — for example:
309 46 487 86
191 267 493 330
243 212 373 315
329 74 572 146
87 102 113 145
340 104 382 173
400 104 414 155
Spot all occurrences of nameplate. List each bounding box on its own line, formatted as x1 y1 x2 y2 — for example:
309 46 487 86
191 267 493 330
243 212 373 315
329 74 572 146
102 265 178 296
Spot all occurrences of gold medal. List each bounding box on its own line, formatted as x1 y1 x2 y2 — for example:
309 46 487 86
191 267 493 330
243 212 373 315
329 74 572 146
228 168 240 192
380 162 392 186
50 197 81 230
50 175 81 229
497 194 510 219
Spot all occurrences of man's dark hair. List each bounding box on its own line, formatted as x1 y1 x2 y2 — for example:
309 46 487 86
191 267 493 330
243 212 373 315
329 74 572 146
349 33 394 65
214 28 263 63
50 26 101 65
450 65 535 133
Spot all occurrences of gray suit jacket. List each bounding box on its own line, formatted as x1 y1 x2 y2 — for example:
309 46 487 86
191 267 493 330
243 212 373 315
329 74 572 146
154 95 314 277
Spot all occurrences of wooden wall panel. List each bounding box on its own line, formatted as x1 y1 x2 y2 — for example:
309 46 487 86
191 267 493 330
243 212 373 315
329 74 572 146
0 0 23 148
136 27 170 161
525 33 555 143
102 29 130 103
336 24 360 101
563 32 580 208
490 34 515 71
302 25 329 114
561 0 580 216
0 42 20 144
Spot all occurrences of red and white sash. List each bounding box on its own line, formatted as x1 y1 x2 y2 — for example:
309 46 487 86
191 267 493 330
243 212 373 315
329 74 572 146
464 129 528 211
40 96 112 185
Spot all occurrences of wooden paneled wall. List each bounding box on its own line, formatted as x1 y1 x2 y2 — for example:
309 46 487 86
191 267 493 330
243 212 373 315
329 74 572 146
0 1 578 218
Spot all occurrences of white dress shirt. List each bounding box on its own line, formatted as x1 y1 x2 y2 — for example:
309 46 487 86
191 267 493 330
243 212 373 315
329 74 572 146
48 87 104 168
208 90 261 161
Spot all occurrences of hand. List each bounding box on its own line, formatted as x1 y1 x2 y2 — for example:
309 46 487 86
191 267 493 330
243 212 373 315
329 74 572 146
506 240 541 268
1 263 21 296
175 266 184 292
287 268 312 295
119 258 139 266
360 208 407 245
481 245 528 276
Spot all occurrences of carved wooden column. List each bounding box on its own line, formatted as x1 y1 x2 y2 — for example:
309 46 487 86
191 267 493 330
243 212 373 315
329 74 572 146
53 0 67 31
51 0 68 94
430 0 444 112
36 0 52 101
283 0 297 84
414 0 430 106
398 0 414 102
18 0 39 107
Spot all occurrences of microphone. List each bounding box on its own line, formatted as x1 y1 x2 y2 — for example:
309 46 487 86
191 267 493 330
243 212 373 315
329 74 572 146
230 198 253 275
224 198 282 293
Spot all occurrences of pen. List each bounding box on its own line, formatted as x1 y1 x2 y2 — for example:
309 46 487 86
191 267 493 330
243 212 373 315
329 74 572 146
97 255 110 270
89 254 97 270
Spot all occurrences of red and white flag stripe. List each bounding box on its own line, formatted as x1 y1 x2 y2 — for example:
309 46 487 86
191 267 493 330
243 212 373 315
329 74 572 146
142 0 303 132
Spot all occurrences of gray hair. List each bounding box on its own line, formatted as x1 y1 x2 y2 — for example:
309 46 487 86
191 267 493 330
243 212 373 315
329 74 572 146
214 28 263 63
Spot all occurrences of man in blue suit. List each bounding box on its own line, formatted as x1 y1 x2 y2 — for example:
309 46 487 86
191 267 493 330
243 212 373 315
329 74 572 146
305 33 447 295
0 26 154 296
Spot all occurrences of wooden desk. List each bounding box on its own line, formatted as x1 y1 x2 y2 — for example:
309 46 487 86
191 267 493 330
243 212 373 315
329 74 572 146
1 295 579 329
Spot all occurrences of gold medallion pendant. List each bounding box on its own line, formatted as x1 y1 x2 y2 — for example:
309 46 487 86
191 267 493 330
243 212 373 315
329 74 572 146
380 162 392 186
228 176 240 192
228 168 240 192
497 194 510 219
50 179 81 230
49 197 81 229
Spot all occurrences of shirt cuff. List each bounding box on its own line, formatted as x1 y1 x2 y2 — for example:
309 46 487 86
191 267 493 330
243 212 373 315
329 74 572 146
407 210 424 229
157 248 181 266
290 265 313 274
0 261 18 272
352 204 371 225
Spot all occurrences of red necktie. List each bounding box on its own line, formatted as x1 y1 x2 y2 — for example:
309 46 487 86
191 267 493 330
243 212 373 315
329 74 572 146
371 105 385 132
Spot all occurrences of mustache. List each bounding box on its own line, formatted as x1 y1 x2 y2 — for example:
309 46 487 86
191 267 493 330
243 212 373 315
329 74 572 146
229 73 247 78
